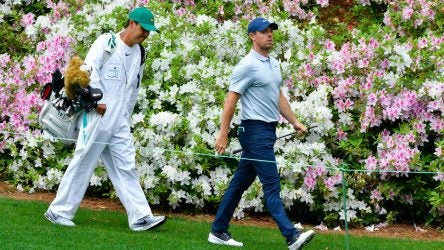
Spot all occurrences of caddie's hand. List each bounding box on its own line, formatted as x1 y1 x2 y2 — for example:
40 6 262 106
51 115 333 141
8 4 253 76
96 104 107 116
214 133 228 155
293 121 307 135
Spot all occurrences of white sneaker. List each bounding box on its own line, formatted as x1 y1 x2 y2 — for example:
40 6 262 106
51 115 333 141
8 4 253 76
130 215 166 231
44 209 76 226
208 232 243 247
288 230 315 250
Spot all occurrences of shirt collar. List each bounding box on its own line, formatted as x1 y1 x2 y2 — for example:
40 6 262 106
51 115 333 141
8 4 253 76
250 49 269 62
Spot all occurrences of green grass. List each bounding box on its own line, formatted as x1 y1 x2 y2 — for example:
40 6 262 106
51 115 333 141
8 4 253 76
0 197 442 250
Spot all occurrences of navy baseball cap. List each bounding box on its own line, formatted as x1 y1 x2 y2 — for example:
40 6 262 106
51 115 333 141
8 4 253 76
247 17 278 34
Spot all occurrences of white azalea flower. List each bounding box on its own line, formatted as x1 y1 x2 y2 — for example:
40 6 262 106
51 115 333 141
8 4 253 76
315 221 328 231
149 111 178 129
132 113 145 124
334 226 342 231
35 15 51 29
365 224 379 232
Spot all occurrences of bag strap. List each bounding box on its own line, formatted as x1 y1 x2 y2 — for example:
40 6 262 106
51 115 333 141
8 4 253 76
138 43 146 66
101 32 117 68
103 32 146 66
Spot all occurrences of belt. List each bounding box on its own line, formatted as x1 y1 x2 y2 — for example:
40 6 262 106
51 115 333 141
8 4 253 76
240 119 278 127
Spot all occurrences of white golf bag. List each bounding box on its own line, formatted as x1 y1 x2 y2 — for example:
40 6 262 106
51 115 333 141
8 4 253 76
39 92 81 145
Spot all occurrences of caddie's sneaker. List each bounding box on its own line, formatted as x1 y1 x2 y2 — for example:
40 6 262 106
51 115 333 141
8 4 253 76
44 209 76 226
288 230 315 250
208 231 243 247
130 215 166 231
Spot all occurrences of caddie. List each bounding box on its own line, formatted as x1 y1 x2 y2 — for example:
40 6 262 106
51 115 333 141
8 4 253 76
45 7 166 231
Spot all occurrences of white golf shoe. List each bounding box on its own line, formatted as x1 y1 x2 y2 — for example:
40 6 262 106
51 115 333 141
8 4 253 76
288 230 315 250
208 231 243 247
130 215 166 231
44 209 76 226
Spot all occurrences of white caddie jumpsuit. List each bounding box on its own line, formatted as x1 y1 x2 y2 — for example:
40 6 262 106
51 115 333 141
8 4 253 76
48 33 152 227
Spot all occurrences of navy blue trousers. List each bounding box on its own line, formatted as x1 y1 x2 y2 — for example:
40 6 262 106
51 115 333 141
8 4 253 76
211 120 298 242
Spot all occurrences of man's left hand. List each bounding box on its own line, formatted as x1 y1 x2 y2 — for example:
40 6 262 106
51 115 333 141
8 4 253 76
293 121 307 135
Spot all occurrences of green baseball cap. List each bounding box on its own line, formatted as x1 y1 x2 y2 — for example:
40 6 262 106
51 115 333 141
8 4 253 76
128 7 159 33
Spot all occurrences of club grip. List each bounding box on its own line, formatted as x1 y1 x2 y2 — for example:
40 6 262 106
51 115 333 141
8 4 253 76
232 148 243 154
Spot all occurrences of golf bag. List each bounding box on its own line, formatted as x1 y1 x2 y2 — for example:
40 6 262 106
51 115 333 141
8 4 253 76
39 69 103 144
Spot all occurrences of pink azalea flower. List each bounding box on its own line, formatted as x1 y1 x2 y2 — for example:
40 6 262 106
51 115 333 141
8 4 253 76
218 5 224 15
402 7 414 20
430 117 444 132
335 98 354 112
314 166 327 176
359 0 371 6
413 122 426 134
324 173 341 191
370 189 383 201
174 7 186 17
0 54 11 68
331 60 345 74
380 59 390 69
337 128 347 140
427 100 443 112
383 13 392 27
324 40 335 51
403 194 413 205
137 0 150 5
367 93 377 106
433 172 444 181
383 106 401 121
283 78 293 89
414 18 424 28
21 13 35 27
368 38 379 49
316 0 329 7
258 4 269 14
417 38 428 48
365 156 378 172
357 58 369 68
304 175 316 191
388 190 395 200
431 36 441 49
184 0 195 7
434 147 442 157
234 5 242 15
361 75 373 91
303 63 314 77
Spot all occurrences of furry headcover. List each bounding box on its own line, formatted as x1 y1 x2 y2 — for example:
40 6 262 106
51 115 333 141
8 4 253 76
64 56 91 100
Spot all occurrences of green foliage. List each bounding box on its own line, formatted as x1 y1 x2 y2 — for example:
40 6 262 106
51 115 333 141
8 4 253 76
1 0 443 229
1 198 444 249
0 1 50 55
0 19 32 56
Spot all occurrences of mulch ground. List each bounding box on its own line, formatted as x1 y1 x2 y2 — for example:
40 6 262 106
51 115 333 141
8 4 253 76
0 181 442 241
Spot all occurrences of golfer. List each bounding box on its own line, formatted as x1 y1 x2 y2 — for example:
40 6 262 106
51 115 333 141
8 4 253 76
208 18 315 250
44 7 166 231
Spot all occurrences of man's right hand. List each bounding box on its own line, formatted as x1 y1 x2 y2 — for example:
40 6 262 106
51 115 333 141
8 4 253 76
96 104 107 116
214 91 240 155
214 133 228 154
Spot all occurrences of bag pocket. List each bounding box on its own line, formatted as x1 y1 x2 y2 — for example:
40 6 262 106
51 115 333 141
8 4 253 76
39 96 81 144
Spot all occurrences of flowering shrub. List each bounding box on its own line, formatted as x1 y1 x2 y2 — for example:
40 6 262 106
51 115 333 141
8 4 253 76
0 0 442 228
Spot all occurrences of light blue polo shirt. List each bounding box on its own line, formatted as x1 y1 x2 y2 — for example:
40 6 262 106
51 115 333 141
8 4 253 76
229 49 282 122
